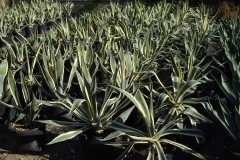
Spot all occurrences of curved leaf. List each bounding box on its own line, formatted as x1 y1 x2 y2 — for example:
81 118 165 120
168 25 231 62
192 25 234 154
116 142 134 160
47 126 90 145
97 131 126 141
0 59 8 99
106 120 146 137
38 120 87 127
176 80 201 102
160 139 205 159
68 98 86 115
154 141 166 160
115 106 135 124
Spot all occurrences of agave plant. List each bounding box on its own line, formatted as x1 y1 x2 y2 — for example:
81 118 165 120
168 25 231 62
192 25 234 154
25 8 37 28
211 18 240 152
150 55 213 129
172 40 213 82
218 18 240 64
46 3 59 23
11 10 26 33
17 1 29 14
33 41 75 99
37 64 134 145
211 58 240 151
56 19 73 44
36 9 48 25
99 86 206 160
62 1 74 17
7 40 42 84
0 55 43 127
0 15 13 38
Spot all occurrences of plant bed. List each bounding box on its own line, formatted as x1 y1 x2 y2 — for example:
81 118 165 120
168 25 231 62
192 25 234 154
0 123 228 160
8 121 46 154
0 124 83 160
0 1 239 160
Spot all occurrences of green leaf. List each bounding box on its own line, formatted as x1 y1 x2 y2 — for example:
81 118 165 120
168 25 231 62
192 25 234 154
0 59 8 99
68 98 86 115
116 142 134 160
175 80 201 103
29 94 43 122
211 65 236 107
156 93 169 109
97 131 126 141
42 52 57 92
33 75 55 98
234 107 240 135
106 120 146 137
100 67 119 116
15 102 32 123
38 120 87 127
56 53 64 93
20 71 30 104
214 100 239 142
8 71 21 108
115 106 134 124
160 139 205 159
154 141 166 160
110 86 153 136
221 74 236 106
162 129 205 143
15 94 43 123
47 126 90 145
42 100 71 112
110 52 117 74
182 107 211 123
66 57 78 92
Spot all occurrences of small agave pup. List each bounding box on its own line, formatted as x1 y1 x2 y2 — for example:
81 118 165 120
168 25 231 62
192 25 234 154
99 85 206 160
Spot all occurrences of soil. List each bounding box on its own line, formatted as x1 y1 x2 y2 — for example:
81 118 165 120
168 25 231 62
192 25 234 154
0 124 85 160
0 123 228 160
187 127 227 160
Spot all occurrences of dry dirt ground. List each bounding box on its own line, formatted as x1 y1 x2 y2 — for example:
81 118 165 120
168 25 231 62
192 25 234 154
0 123 228 160
0 124 85 160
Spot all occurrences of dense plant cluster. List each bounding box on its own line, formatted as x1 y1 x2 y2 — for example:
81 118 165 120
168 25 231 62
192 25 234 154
0 0 73 36
0 0 240 159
